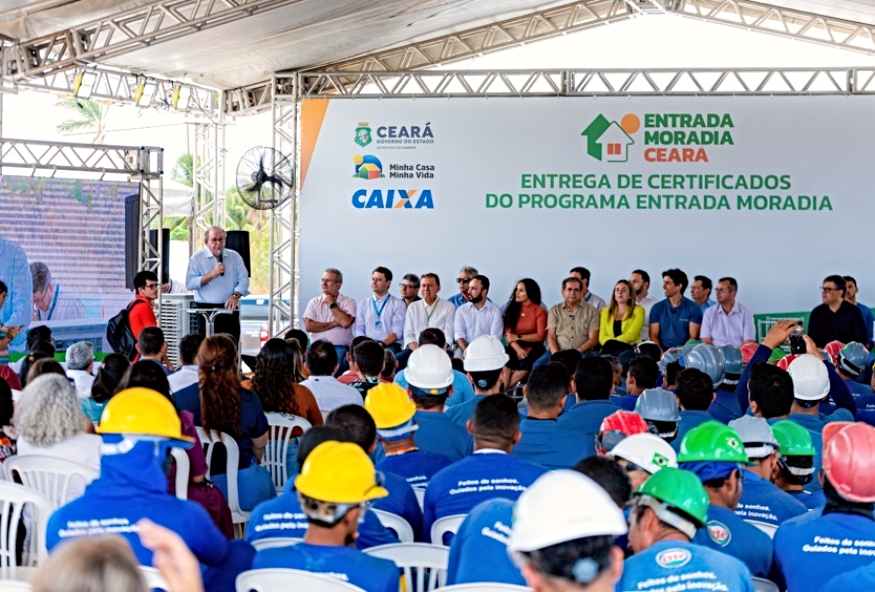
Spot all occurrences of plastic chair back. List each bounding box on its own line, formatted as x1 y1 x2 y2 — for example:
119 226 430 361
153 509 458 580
140 566 171 591
236 568 366 591
372 509 414 543
196 427 249 525
264 413 311 491
0 581 32 591
745 519 777 539
3 455 97 509
251 537 303 551
0 482 53 579
413 486 425 511
364 542 449 592
169 447 190 501
430 514 466 545
752 577 780 592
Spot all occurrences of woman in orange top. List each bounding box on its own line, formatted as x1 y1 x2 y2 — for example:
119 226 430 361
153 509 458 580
503 278 548 388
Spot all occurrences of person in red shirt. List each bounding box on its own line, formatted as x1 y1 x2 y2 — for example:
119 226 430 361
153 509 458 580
129 271 159 341
503 278 547 388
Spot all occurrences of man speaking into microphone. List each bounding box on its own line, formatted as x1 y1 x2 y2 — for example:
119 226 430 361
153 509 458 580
185 225 249 344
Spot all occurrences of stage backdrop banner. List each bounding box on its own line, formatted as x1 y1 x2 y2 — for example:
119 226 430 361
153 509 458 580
298 96 875 317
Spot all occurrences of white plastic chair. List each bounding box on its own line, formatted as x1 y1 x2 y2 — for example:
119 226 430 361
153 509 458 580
140 566 171 591
413 486 425 511
251 537 303 551
169 447 190 501
196 427 249 526
264 413 311 491
3 456 98 508
0 482 53 579
430 514 466 545
745 519 777 539
439 585 531 591
364 543 449 592
751 577 780 592
0 581 32 591
372 509 414 543
236 568 366 591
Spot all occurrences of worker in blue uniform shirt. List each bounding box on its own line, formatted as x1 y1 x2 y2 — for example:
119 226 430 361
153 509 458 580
619 466 754 592
787 348 855 430
509 470 628 592
366 381 452 488
677 421 773 577
611 356 659 411
394 328 474 408
728 416 807 527
774 422 875 592
423 394 548 543
404 343 473 461
446 498 526 587
671 367 717 452
708 344 744 424
558 356 619 459
821 555 875 592
833 341 875 424
445 334 511 428
635 387 680 444
770 420 825 510
252 440 401 592
249 424 400 548
46 387 253 592
512 362 589 469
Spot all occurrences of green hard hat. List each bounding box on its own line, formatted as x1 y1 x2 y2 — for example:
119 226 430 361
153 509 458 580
635 467 709 527
771 420 816 457
768 347 787 365
677 421 750 464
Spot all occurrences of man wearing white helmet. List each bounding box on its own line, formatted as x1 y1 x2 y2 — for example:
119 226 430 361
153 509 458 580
403 342 472 462
446 335 511 427
509 470 627 592
607 432 677 490
786 345 856 435
728 416 807 528
394 328 475 408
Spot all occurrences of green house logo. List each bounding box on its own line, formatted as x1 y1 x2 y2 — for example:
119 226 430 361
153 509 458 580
581 114 639 162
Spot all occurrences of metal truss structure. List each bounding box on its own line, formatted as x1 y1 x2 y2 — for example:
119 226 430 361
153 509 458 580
190 115 226 252
0 137 164 282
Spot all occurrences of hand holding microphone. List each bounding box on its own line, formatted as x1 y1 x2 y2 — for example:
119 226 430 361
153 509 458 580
217 249 224 276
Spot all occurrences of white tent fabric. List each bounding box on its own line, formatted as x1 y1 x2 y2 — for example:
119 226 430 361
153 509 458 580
162 178 193 218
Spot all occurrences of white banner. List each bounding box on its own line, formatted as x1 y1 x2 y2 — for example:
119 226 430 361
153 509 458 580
298 96 875 316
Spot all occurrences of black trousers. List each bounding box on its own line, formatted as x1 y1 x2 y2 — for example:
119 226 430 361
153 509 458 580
194 302 241 345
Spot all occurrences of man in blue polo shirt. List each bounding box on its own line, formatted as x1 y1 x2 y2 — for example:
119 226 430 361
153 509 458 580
252 440 400 592
648 268 703 350
423 395 548 543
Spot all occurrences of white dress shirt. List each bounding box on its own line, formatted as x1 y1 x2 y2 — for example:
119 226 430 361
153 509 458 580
454 300 504 344
301 375 363 417
403 297 455 348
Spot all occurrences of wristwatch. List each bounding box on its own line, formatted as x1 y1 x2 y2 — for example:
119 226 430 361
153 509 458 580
233 292 242 299
329 302 338 309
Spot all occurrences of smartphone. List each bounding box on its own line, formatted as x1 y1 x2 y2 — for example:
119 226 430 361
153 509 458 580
789 330 806 354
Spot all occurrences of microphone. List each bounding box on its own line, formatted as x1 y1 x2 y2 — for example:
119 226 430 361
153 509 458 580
217 250 224 276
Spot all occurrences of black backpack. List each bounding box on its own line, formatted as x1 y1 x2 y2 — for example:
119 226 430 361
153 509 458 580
106 300 148 361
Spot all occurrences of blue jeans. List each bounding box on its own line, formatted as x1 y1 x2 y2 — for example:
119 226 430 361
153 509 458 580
531 350 555 372
334 345 350 376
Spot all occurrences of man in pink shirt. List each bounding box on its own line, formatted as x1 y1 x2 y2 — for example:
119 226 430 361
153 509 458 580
303 268 357 374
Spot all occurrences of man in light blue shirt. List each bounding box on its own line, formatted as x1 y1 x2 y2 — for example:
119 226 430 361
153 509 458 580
354 266 405 354
690 275 717 312
185 226 249 344
0 235 32 352
447 265 477 308
700 277 756 347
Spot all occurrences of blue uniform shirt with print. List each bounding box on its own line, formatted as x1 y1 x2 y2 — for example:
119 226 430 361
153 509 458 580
774 509 875 592
423 451 548 543
557 399 618 459
734 470 808 527
376 449 453 489
371 471 425 542
618 540 754 592
511 418 588 469
650 296 703 350
446 498 526 587
820 556 875 592
787 488 825 511
253 542 399 592
691 504 773 577
412 410 473 462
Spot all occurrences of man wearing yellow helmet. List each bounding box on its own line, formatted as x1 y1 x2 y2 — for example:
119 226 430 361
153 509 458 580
252 440 400 591
46 388 253 592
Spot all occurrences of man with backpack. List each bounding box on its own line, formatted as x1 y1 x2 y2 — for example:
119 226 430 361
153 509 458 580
107 270 161 362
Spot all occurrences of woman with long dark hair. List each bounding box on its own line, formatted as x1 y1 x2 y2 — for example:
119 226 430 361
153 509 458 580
252 338 322 425
198 335 275 511
503 278 547 388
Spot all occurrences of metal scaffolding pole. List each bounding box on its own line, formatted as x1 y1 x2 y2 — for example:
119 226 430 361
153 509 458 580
190 103 226 251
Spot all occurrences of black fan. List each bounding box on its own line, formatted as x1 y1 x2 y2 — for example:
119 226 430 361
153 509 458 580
235 146 295 210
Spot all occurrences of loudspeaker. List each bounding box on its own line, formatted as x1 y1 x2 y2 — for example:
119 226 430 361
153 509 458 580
149 228 170 281
225 230 251 277
124 194 140 289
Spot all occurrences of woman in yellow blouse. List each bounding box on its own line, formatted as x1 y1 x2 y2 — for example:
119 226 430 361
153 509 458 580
599 280 645 347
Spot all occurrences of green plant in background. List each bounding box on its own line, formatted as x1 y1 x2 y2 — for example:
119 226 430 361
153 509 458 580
55 98 110 144
166 153 196 241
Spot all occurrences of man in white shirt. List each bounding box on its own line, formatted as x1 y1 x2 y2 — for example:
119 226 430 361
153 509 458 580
167 332 204 423
303 267 357 373
570 266 606 311
65 340 94 399
630 269 659 342
300 340 363 417
402 273 454 352
700 277 756 347
454 275 503 353
354 266 405 354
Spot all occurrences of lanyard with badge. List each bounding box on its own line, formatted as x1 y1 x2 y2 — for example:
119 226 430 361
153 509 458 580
423 300 437 325
372 295 389 329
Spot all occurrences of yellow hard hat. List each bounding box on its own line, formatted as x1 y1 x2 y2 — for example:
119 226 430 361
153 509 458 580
97 387 193 444
365 382 416 429
295 441 388 504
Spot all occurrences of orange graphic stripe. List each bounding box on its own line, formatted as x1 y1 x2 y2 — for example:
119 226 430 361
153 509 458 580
300 99 330 191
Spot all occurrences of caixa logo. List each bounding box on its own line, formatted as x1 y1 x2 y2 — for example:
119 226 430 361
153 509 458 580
352 189 434 209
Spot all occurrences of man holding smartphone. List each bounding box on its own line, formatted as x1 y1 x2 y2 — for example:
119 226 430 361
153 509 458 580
808 275 867 348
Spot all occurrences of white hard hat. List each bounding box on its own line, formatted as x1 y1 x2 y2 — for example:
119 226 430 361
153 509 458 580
608 433 678 475
463 335 510 372
509 470 627 553
787 354 830 401
406 344 453 391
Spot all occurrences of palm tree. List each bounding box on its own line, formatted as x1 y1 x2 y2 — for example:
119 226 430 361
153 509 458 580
55 99 110 144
